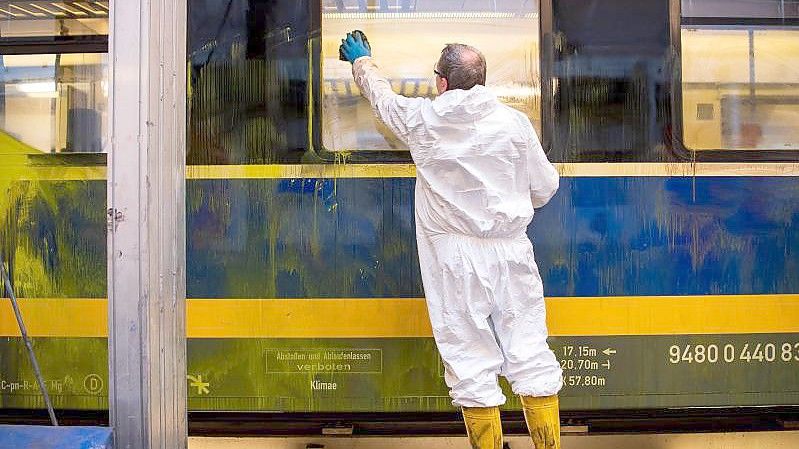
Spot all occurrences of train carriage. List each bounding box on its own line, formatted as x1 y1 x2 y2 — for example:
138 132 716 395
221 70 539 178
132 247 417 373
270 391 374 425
1 0 798 433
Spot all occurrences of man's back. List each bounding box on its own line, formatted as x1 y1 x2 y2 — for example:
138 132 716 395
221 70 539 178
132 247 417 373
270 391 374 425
406 85 558 239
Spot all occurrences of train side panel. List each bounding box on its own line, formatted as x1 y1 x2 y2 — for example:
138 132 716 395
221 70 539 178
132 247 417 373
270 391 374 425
2 174 797 411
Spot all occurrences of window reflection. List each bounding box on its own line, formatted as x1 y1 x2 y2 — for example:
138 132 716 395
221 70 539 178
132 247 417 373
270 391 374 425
187 0 540 163
188 0 313 165
321 0 540 155
0 2 108 154
682 0 799 19
0 1 108 37
548 0 671 162
0 54 107 155
681 28 799 151
0 28 108 153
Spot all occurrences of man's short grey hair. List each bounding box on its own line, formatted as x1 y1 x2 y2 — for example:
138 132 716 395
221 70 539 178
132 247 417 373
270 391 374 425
436 43 486 91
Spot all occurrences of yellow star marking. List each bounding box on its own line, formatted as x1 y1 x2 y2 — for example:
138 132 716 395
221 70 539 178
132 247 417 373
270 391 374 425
186 374 210 395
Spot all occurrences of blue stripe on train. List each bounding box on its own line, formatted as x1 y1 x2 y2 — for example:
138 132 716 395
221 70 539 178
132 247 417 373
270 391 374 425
186 176 799 298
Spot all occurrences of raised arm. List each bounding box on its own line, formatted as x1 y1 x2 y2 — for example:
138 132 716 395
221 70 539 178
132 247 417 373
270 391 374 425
340 32 425 147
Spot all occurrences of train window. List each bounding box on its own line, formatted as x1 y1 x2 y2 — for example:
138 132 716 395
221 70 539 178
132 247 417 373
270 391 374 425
0 2 108 154
1 53 107 153
320 0 541 159
543 0 672 162
188 0 316 164
680 2 799 154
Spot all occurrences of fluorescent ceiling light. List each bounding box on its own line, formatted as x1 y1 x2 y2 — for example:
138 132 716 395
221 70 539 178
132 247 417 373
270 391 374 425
16 81 56 93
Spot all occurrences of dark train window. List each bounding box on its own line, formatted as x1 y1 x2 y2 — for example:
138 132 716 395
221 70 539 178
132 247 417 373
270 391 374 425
188 0 316 164
543 0 672 162
188 0 541 164
680 1 799 155
0 2 108 155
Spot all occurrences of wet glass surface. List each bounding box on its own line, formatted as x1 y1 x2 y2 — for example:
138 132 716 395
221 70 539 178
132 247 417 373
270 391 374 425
548 0 672 162
188 0 540 163
680 0 799 155
321 0 540 156
682 0 799 19
681 28 799 151
0 1 108 37
188 0 315 164
1 52 107 154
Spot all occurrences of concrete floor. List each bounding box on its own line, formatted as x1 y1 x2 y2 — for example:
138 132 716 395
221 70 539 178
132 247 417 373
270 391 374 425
191 431 799 449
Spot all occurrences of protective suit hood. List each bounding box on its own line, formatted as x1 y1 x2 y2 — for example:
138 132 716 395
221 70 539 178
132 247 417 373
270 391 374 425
431 85 498 122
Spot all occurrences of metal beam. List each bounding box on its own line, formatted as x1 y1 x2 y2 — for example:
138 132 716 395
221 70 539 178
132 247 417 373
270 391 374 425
0 35 107 55
107 0 187 445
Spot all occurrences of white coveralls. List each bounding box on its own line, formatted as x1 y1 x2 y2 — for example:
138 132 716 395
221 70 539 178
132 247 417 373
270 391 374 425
353 57 563 407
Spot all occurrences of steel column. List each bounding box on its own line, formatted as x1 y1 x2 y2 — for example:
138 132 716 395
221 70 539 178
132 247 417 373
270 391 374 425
107 0 187 446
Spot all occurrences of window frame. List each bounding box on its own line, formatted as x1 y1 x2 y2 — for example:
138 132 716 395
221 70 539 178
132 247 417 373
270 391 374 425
670 0 799 162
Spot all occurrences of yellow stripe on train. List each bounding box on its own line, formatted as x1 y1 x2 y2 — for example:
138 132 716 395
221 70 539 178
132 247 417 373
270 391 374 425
1 295 798 338
2 163 799 181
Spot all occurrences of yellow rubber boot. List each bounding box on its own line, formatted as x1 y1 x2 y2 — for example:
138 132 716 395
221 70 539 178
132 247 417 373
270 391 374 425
461 406 503 449
520 395 561 449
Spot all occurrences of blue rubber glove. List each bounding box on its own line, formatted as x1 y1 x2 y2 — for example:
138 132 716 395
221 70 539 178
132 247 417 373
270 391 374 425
340 32 371 64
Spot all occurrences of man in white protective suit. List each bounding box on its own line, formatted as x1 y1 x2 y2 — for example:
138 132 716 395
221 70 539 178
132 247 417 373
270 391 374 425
340 32 563 449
